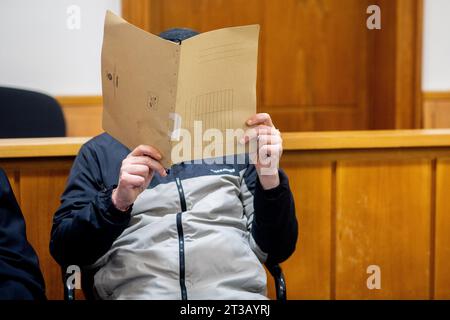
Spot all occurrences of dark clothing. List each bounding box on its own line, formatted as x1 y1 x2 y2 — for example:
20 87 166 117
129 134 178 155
50 133 297 299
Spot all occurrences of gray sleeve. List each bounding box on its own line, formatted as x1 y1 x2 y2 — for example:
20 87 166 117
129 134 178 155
239 165 268 263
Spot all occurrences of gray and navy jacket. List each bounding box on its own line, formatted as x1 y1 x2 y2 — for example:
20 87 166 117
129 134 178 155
50 133 297 299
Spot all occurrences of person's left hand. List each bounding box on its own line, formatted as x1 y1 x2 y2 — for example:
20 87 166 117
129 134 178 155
241 113 282 190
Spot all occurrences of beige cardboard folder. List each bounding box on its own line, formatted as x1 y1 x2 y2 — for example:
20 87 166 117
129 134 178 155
102 11 259 167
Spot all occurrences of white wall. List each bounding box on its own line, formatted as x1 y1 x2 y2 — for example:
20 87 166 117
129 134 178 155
0 0 121 96
422 0 450 91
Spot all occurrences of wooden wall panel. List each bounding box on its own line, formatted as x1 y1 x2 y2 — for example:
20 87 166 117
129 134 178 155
435 159 450 299
263 0 369 132
369 0 423 129
122 0 151 31
18 164 72 300
56 96 103 137
57 1 423 136
3 130 450 300
336 160 431 299
145 0 372 132
118 0 423 132
423 92 450 129
279 161 333 299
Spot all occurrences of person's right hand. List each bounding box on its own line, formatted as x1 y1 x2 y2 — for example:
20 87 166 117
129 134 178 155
112 145 167 212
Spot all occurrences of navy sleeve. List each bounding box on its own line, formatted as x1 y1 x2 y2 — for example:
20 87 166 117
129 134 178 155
0 169 46 300
245 166 298 265
49 143 131 267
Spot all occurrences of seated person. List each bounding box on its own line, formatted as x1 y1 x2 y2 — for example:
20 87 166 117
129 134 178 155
50 28 298 300
0 169 46 300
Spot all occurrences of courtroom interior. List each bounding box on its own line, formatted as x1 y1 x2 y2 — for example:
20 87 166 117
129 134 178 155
0 0 450 302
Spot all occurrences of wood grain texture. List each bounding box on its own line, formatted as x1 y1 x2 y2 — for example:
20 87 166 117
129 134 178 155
122 0 151 31
423 92 450 129
336 160 431 299
263 0 369 131
56 96 103 137
54 1 423 135
0 137 89 158
2 129 450 299
394 0 423 129
119 0 423 131
18 165 73 300
280 161 333 299
282 129 450 151
435 159 450 299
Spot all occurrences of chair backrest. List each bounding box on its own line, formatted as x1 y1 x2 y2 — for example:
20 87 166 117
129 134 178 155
0 87 66 138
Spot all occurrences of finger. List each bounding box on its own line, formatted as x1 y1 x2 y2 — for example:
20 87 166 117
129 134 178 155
145 157 167 177
258 145 282 169
124 155 167 177
121 172 146 188
123 164 150 177
246 113 274 127
257 134 282 146
241 126 279 144
260 144 282 157
126 156 157 167
129 145 162 160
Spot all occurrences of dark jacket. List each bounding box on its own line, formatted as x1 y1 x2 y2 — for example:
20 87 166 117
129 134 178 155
50 133 297 299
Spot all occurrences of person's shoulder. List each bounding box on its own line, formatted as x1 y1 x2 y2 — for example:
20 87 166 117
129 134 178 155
81 132 130 155
0 168 6 181
0 168 11 199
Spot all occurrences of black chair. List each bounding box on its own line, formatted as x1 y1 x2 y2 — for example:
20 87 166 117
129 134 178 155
0 87 66 138
63 262 287 301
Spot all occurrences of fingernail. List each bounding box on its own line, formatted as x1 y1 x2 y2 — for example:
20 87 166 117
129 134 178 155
239 137 245 144
247 120 253 125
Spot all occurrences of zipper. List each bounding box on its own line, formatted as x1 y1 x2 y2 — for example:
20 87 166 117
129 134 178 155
175 177 187 300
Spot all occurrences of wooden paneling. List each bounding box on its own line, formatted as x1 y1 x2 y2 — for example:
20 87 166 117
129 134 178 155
282 129 450 151
263 0 369 131
122 0 151 31
435 159 450 299
280 161 333 299
0 137 88 158
0 159 74 300
58 2 423 135
56 96 103 137
336 160 431 299
2 129 450 299
122 0 423 132
369 0 423 129
19 167 72 300
423 92 450 129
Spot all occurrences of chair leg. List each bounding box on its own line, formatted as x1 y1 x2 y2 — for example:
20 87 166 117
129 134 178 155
266 263 287 301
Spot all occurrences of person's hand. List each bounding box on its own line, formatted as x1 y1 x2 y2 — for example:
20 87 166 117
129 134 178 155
241 113 282 190
112 145 167 212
